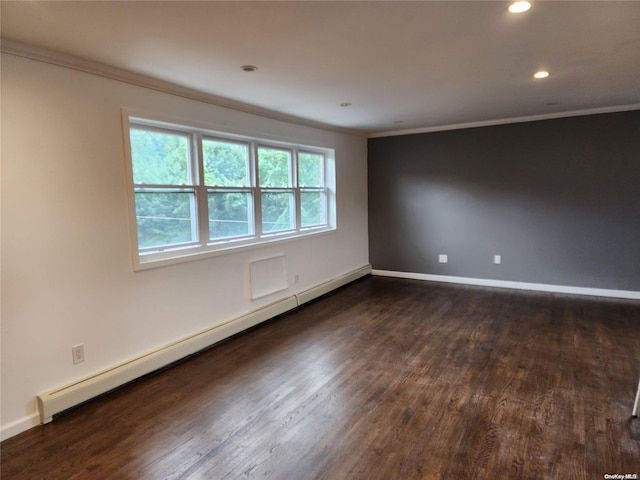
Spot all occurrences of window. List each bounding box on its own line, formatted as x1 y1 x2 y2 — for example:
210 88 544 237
258 147 295 233
129 127 198 250
124 115 335 268
203 139 253 240
298 152 327 228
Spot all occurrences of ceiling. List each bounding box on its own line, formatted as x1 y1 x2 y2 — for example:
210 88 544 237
2 1 640 135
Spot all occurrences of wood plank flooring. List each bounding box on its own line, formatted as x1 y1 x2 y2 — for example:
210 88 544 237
2 276 639 479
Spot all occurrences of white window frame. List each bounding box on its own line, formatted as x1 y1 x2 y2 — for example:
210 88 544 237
122 112 336 270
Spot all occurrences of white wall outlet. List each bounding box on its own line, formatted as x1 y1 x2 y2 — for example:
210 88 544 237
294 274 300 284
438 254 448 264
72 344 85 364
494 255 502 265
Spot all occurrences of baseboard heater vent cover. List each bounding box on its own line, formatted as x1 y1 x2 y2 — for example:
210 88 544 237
36 264 371 424
37 296 297 424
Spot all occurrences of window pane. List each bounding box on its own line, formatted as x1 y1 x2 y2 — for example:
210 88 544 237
203 140 249 187
261 192 294 233
258 148 291 187
130 129 190 185
298 152 324 187
301 190 327 227
208 191 253 240
135 191 196 248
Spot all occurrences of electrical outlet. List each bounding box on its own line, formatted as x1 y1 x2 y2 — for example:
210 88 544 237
294 274 300 284
72 344 85 364
438 254 448 264
494 255 502 265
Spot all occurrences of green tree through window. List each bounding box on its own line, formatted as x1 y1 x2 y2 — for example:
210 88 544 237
298 152 326 227
258 147 294 233
204 139 253 239
130 128 196 249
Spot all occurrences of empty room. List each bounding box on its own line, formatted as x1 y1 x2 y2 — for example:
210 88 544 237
1 1 639 478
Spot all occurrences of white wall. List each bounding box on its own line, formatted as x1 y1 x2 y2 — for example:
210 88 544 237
0 54 369 438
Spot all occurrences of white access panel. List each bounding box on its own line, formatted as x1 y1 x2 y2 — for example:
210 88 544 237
249 255 288 300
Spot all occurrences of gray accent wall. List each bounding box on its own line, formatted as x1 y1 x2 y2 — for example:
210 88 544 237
368 111 640 291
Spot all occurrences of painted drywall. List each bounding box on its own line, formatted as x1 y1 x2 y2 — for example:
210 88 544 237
1 54 369 438
368 111 640 291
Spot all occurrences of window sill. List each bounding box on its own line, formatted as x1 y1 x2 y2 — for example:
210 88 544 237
133 227 336 271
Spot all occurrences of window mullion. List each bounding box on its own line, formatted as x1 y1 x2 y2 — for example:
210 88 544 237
134 184 193 191
294 149 301 231
193 132 208 245
252 142 263 238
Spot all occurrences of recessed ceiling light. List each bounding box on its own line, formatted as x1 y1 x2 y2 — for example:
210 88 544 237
509 1 531 13
534 70 550 79
340 102 352 107
241 65 258 72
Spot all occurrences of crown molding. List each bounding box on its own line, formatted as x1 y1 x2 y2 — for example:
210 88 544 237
5 38 638 140
369 104 640 138
1 38 366 138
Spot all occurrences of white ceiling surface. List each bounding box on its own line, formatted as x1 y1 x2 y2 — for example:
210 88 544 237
2 1 640 135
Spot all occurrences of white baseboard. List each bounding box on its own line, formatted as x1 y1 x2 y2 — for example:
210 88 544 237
372 269 640 300
296 265 372 305
30 265 371 433
0 413 41 442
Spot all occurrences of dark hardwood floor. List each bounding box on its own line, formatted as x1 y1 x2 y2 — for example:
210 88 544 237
2 276 639 479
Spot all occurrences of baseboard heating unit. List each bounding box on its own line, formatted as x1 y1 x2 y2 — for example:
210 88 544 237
37 264 371 424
